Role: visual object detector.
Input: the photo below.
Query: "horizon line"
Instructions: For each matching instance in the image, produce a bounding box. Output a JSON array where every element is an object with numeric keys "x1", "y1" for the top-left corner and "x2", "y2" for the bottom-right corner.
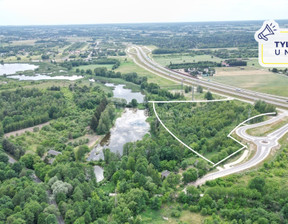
[{"x1": 1, "y1": 19, "x2": 288, "y2": 27}]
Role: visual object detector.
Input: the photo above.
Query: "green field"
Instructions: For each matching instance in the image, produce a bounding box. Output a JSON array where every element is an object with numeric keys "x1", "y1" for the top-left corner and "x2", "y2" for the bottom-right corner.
[
  {"x1": 115, "y1": 57, "x2": 176, "y2": 87},
  {"x1": 73, "y1": 64, "x2": 114, "y2": 71},
  {"x1": 206, "y1": 68, "x2": 288, "y2": 97},
  {"x1": 153, "y1": 53, "x2": 223, "y2": 67},
  {"x1": 141, "y1": 206, "x2": 205, "y2": 224},
  {"x1": 247, "y1": 116, "x2": 288, "y2": 137}
]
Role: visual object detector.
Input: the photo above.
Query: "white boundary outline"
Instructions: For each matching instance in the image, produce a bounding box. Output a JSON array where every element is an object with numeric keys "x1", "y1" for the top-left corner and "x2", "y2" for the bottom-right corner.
[{"x1": 150, "y1": 99, "x2": 276, "y2": 167}]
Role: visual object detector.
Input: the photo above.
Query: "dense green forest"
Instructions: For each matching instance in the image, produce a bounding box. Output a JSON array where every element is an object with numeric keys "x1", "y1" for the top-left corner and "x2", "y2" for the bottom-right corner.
[
  {"x1": 154, "y1": 101, "x2": 259, "y2": 163},
  {"x1": 0, "y1": 88, "x2": 67, "y2": 133}
]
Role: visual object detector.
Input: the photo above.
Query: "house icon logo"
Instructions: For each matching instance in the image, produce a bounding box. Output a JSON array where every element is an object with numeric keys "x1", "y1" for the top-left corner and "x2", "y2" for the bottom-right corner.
[{"x1": 255, "y1": 20, "x2": 288, "y2": 67}]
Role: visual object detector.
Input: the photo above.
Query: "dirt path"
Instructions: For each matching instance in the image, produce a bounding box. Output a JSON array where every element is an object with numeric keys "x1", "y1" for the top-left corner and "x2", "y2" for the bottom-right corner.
[
  {"x1": 86, "y1": 134, "x2": 102, "y2": 148},
  {"x1": 4, "y1": 122, "x2": 50, "y2": 138}
]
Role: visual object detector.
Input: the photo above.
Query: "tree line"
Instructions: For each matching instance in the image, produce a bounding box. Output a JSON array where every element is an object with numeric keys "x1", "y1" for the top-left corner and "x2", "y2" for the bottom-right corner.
[{"x1": 0, "y1": 88, "x2": 67, "y2": 133}]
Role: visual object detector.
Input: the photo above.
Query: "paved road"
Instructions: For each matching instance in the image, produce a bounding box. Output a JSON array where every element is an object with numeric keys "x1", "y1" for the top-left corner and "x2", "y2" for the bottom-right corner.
[
  {"x1": 192, "y1": 112, "x2": 288, "y2": 186},
  {"x1": 128, "y1": 46, "x2": 288, "y2": 109},
  {"x1": 128, "y1": 45, "x2": 288, "y2": 184}
]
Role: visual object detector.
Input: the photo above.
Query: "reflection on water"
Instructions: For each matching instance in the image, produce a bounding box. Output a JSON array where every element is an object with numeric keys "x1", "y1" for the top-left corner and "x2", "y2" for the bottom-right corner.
[
  {"x1": 7, "y1": 74, "x2": 83, "y2": 81},
  {"x1": 105, "y1": 83, "x2": 145, "y2": 103},
  {"x1": 94, "y1": 165, "x2": 104, "y2": 183},
  {"x1": 87, "y1": 108, "x2": 150, "y2": 161},
  {"x1": 0, "y1": 63, "x2": 38, "y2": 76}
]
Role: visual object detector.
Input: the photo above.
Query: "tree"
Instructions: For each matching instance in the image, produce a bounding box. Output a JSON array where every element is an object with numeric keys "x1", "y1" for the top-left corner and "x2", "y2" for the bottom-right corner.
[
  {"x1": 64, "y1": 209, "x2": 76, "y2": 224},
  {"x1": 0, "y1": 153, "x2": 9, "y2": 163},
  {"x1": 249, "y1": 176, "x2": 265, "y2": 193},
  {"x1": 150, "y1": 196, "x2": 162, "y2": 210},
  {"x1": 197, "y1": 85, "x2": 203, "y2": 93},
  {"x1": 182, "y1": 168, "x2": 198, "y2": 184},
  {"x1": 90, "y1": 116, "x2": 98, "y2": 132},
  {"x1": 83, "y1": 211, "x2": 92, "y2": 224},
  {"x1": 127, "y1": 156, "x2": 136, "y2": 172},
  {"x1": 204, "y1": 91, "x2": 213, "y2": 100},
  {"x1": 75, "y1": 145, "x2": 89, "y2": 162},
  {"x1": 282, "y1": 203, "x2": 288, "y2": 219},
  {"x1": 163, "y1": 173, "x2": 181, "y2": 190},
  {"x1": 36, "y1": 146, "x2": 46, "y2": 157},
  {"x1": 0, "y1": 122, "x2": 4, "y2": 137},
  {"x1": 186, "y1": 186, "x2": 200, "y2": 202},
  {"x1": 131, "y1": 99, "x2": 138, "y2": 107},
  {"x1": 51, "y1": 180, "x2": 73, "y2": 196},
  {"x1": 20, "y1": 154, "x2": 38, "y2": 169},
  {"x1": 72, "y1": 187, "x2": 84, "y2": 202},
  {"x1": 254, "y1": 100, "x2": 276, "y2": 113},
  {"x1": 45, "y1": 214, "x2": 57, "y2": 224}
]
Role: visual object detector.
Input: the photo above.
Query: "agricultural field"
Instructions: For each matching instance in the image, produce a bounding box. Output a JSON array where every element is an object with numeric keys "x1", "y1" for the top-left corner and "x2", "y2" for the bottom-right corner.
[
  {"x1": 73, "y1": 64, "x2": 115, "y2": 71},
  {"x1": 207, "y1": 67, "x2": 288, "y2": 97},
  {"x1": 115, "y1": 57, "x2": 176, "y2": 87},
  {"x1": 153, "y1": 53, "x2": 223, "y2": 67}
]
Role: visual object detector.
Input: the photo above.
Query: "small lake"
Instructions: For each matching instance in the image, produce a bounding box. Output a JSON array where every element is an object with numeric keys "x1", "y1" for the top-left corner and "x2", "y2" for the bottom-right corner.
[
  {"x1": 0, "y1": 63, "x2": 38, "y2": 76},
  {"x1": 105, "y1": 83, "x2": 145, "y2": 103},
  {"x1": 87, "y1": 108, "x2": 150, "y2": 161},
  {"x1": 7, "y1": 74, "x2": 83, "y2": 81},
  {"x1": 94, "y1": 165, "x2": 104, "y2": 183}
]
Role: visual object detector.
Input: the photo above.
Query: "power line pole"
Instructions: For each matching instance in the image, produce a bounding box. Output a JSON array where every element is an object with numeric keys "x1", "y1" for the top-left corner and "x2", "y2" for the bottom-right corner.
[{"x1": 192, "y1": 86, "x2": 194, "y2": 101}]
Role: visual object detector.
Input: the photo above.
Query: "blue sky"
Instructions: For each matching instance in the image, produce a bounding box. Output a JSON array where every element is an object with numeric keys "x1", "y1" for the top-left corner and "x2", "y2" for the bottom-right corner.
[{"x1": 0, "y1": 0, "x2": 287, "y2": 25}]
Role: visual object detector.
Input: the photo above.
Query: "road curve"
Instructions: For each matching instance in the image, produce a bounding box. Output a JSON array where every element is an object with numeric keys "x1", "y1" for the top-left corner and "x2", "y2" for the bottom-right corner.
[
  {"x1": 128, "y1": 45, "x2": 288, "y2": 109},
  {"x1": 193, "y1": 112, "x2": 288, "y2": 186}
]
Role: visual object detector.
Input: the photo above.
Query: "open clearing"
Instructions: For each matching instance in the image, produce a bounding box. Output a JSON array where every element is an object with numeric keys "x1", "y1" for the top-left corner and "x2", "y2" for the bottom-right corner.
[
  {"x1": 247, "y1": 116, "x2": 288, "y2": 137},
  {"x1": 115, "y1": 57, "x2": 176, "y2": 87},
  {"x1": 141, "y1": 207, "x2": 205, "y2": 224},
  {"x1": 73, "y1": 64, "x2": 114, "y2": 71},
  {"x1": 207, "y1": 67, "x2": 288, "y2": 97},
  {"x1": 4, "y1": 122, "x2": 50, "y2": 138},
  {"x1": 153, "y1": 53, "x2": 222, "y2": 67}
]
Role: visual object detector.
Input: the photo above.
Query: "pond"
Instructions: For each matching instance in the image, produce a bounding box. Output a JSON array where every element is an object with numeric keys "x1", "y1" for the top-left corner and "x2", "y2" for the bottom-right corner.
[
  {"x1": 0, "y1": 63, "x2": 38, "y2": 76},
  {"x1": 7, "y1": 74, "x2": 83, "y2": 81},
  {"x1": 105, "y1": 83, "x2": 145, "y2": 103},
  {"x1": 94, "y1": 165, "x2": 104, "y2": 183},
  {"x1": 87, "y1": 108, "x2": 150, "y2": 161}
]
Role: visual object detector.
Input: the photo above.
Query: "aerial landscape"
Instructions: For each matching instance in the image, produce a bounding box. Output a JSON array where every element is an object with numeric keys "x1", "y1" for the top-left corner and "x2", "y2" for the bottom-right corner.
[{"x1": 0, "y1": 0, "x2": 288, "y2": 224}]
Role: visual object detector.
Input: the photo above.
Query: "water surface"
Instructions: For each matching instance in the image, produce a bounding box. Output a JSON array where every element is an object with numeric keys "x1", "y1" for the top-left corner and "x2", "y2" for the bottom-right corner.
[
  {"x1": 87, "y1": 108, "x2": 150, "y2": 161},
  {"x1": 105, "y1": 83, "x2": 145, "y2": 103},
  {"x1": 94, "y1": 165, "x2": 104, "y2": 183},
  {"x1": 0, "y1": 63, "x2": 38, "y2": 76},
  {"x1": 8, "y1": 74, "x2": 83, "y2": 81}
]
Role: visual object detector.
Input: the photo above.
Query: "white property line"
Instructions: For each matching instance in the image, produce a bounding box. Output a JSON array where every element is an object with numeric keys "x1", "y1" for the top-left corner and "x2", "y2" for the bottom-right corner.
[
  {"x1": 152, "y1": 102, "x2": 215, "y2": 165},
  {"x1": 228, "y1": 112, "x2": 277, "y2": 137},
  {"x1": 212, "y1": 111, "x2": 278, "y2": 167},
  {"x1": 151, "y1": 100, "x2": 277, "y2": 167},
  {"x1": 149, "y1": 98, "x2": 233, "y2": 104}
]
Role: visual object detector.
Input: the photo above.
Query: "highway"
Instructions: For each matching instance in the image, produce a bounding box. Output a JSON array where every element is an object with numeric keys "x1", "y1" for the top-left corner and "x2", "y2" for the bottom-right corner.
[
  {"x1": 128, "y1": 45, "x2": 288, "y2": 184},
  {"x1": 128, "y1": 46, "x2": 288, "y2": 109},
  {"x1": 193, "y1": 111, "x2": 288, "y2": 186}
]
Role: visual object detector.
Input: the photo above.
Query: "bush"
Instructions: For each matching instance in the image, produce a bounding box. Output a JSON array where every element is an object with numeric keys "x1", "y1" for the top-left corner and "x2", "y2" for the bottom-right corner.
[
  {"x1": 189, "y1": 205, "x2": 199, "y2": 213},
  {"x1": 200, "y1": 207, "x2": 208, "y2": 216},
  {"x1": 171, "y1": 210, "x2": 181, "y2": 218}
]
